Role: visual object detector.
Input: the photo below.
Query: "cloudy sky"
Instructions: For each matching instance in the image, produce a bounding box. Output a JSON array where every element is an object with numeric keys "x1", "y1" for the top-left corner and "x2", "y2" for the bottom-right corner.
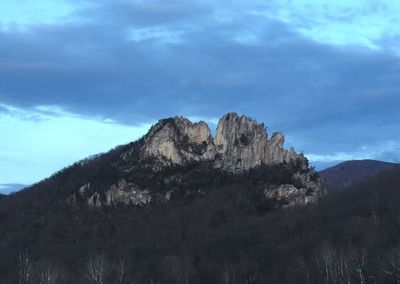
[{"x1": 1, "y1": 0, "x2": 400, "y2": 193}]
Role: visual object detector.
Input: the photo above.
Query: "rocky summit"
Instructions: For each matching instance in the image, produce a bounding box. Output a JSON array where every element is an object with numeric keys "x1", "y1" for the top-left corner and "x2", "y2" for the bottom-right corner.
[
  {"x1": 138, "y1": 112, "x2": 300, "y2": 172},
  {"x1": 73, "y1": 112, "x2": 325, "y2": 209}
]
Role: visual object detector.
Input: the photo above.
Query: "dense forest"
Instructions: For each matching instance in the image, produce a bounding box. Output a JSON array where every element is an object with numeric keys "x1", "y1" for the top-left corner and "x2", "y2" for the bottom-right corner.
[{"x1": 1, "y1": 152, "x2": 400, "y2": 283}]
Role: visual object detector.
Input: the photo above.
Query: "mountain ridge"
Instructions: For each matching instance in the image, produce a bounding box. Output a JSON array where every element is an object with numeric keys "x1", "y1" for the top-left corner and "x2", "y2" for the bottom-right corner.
[
  {"x1": 2, "y1": 113, "x2": 325, "y2": 211},
  {"x1": 131, "y1": 113, "x2": 301, "y2": 172},
  {"x1": 319, "y1": 159, "x2": 398, "y2": 192},
  {"x1": 67, "y1": 112, "x2": 325, "y2": 208}
]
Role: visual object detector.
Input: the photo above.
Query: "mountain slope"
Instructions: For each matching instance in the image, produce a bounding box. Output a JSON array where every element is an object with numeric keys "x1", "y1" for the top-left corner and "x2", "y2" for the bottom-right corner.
[
  {"x1": 15, "y1": 113, "x2": 322, "y2": 211},
  {"x1": 319, "y1": 159, "x2": 398, "y2": 192},
  {"x1": 0, "y1": 113, "x2": 327, "y2": 283},
  {"x1": 1, "y1": 162, "x2": 400, "y2": 283}
]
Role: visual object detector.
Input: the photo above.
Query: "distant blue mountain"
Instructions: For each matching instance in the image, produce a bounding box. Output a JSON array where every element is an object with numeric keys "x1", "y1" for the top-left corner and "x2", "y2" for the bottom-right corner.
[
  {"x1": 319, "y1": 160, "x2": 398, "y2": 192},
  {"x1": 0, "y1": 183, "x2": 27, "y2": 195}
]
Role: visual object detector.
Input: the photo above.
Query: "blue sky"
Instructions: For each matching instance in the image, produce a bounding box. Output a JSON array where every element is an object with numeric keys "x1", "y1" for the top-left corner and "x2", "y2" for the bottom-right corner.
[{"x1": 1, "y1": 0, "x2": 400, "y2": 193}]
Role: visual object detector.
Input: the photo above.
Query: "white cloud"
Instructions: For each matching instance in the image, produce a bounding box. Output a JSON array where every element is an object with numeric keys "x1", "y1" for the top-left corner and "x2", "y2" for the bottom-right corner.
[
  {"x1": 128, "y1": 27, "x2": 186, "y2": 43},
  {"x1": 233, "y1": 31, "x2": 260, "y2": 45},
  {"x1": 253, "y1": 0, "x2": 400, "y2": 52},
  {"x1": 307, "y1": 140, "x2": 400, "y2": 163}
]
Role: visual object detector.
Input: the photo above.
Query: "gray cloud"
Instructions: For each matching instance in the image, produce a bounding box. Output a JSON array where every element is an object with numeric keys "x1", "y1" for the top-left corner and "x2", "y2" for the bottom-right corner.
[
  {"x1": 82, "y1": 0, "x2": 211, "y2": 27},
  {"x1": 1, "y1": 0, "x2": 400, "y2": 163}
]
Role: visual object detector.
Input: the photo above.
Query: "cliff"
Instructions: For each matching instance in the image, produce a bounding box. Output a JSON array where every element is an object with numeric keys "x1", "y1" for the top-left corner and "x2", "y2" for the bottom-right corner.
[
  {"x1": 138, "y1": 113, "x2": 301, "y2": 172},
  {"x1": 92, "y1": 112, "x2": 325, "y2": 208}
]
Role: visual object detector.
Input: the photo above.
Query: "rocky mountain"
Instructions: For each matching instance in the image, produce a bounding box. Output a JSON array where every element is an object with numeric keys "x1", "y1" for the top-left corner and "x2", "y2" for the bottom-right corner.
[
  {"x1": 127, "y1": 112, "x2": 300, "y2": 171},
  {"x1": 67, "y1": 112, "x2": 324, "y2": 209},
  {"x1": 0, "y1": 113, "x2": 326, "y2": 283},
  {"x1": 3, "y1": 114, "x2": 400, "y2": 283},
  {"x1": 319, "y1": 159, "x2": 398, "y2": 192}
]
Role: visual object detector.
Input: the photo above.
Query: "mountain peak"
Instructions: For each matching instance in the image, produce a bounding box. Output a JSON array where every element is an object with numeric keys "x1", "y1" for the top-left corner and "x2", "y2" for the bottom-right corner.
[
  {"x1": 141, "y1": 115, "x2": 214, "y2": 165},
  {"x1": 6, "y1": 112, "x2": 325, "y2": 212},
  {"x1": 319, "y1": 159, "x2": 399, "y2": 192},
  {"x1": 138, "y1": 113, "x2": 302, "y2": 172}
]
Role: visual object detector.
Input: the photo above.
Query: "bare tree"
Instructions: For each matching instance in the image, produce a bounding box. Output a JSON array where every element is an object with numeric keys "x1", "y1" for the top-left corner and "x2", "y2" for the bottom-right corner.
[
  {"x1": 162, "y1": 255, "x2": 191, "y2": 284},
  {"x1": 37, "y1": 262, "x2": 59, "y2": 284},
  {"x1": 116, "y1": 257, "x2": 128, "y2": 284},
  {"x1": 86, "y1": 255, "x2": 106, "y2": 284},
  {"x1": 382, "y1": 251, "x2": 400, "y2": 284},
  {"x1": 222, "y1": 262, "x2": 236, "y2": 284},
  {"x1": 238, "y1": 260, "x2": 257, "y2": 284},
  {"x1": 16, "y1": 250, "x2": 33, "y2": 284},
  {"x1": 316, "y1": 245, "x2": 351, "y2": 284},
  {"x1": 354, "y1": 250, "x2": 367, "y2": 284}
]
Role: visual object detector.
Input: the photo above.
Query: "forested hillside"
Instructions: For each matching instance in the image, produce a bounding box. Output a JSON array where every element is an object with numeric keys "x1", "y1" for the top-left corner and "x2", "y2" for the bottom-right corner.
[{"x1": 1, "y1": 163, "x2": 400, "y2": 283}]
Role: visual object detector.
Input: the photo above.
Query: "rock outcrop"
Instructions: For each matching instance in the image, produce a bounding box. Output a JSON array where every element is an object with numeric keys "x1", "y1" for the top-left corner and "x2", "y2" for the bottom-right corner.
[
  {"x1": 105, "y1": 180, "x2": 151, "y2": 206},
  {"x1": 214, "y1": 113, "x2": 269, "y2": 171},
  {"x1": 87, "y1": 192, "x2": 102, "y2": 208},
  {"x1": 139, "y1": 112, "x2": 304, "y2": 172},
  {"x1": 264, "y1": 183, "x2": 321, "y2": 208},
  {"x1": 140, "y1": 116, "x2": 214, "y2": 165},
  {"x1": 268, "y1": 132, "x2": 298, "y2": 164},
  {"x1": 70, "y1": 181, "x2": 152, "y2": 208},
  {"x1": 70, "y1": 113, "x2": 325, "y2": 209}
]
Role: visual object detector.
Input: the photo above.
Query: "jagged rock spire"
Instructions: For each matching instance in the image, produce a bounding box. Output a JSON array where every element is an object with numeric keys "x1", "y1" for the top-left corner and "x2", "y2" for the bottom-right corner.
[
  {"x1": 141, "y1": 116, "x2": 214, "y2": 165},
  {"x1": 214, "y1": 113, "x2": 269, "y2": 170},
  {"x1": 139, "y1": 113, "x2": 303, "y2": 172}
]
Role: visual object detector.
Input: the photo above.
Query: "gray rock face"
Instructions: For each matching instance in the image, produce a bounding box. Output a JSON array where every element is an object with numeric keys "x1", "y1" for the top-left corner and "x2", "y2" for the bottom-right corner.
[
  {"x1": 71, "y1": 181, "x2": 152, "y2": 208},
  {"x1": 268, "y1": 132, "x2": 298, "y2": 164},
  {"x1": 264, "y1": 184, "x2": 309, "y2": 207},
  {"x1": 105, "y1": 180, "x2": 151, "y2": 206},
  {"x1": 214, "y1": 113, "x2": 269, "y2": 171},
  {"x1": 79, "y1": 183, "x2": 90, "y2": 195},
  {"x1": 139, "y1": 112, "x2": 304, "y2": 172},
  {"x1": 135, "y1": 112, "x2": 325, "y2": 207},
  {"x1": 140, "y1": 116, "x2": 214, "y2": 165},
  {"x1": 87, "y1": 192, "x2": 102, "y2": 208},
  {"x1": 264, "y1": 173, "x2": 325, "y2": 208},
  {"x1": 292, "y1": 171, "x2": 327, "y2": 197}
]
